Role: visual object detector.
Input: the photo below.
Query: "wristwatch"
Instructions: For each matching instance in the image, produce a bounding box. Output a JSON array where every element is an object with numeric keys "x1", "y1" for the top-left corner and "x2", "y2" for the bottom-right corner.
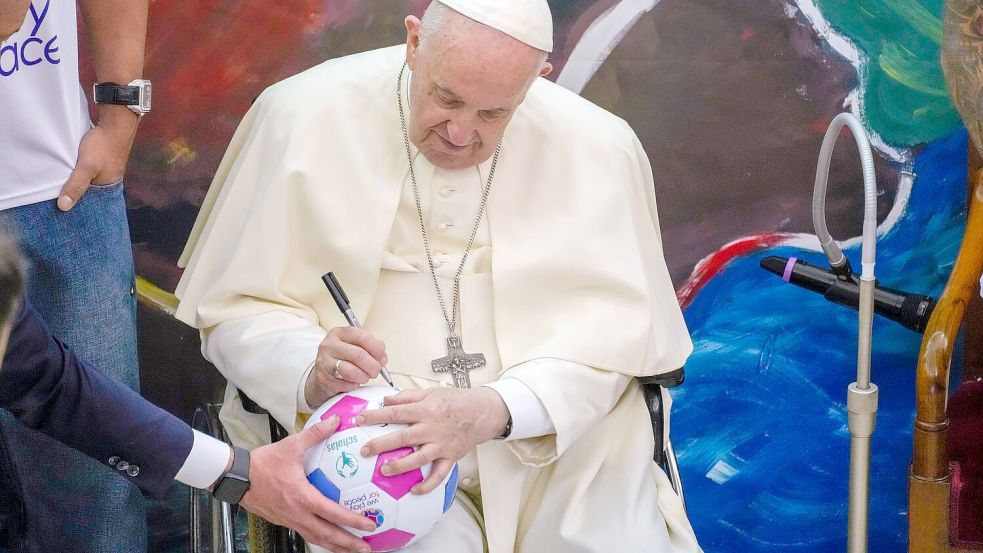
[
  {"x1": 212, "y1": 446, "x2": 251, "y2": 504},
  {"x1": 494, "y1": 416, "x2": 513, "y2": 441},
  {"x1": 92, "y1": 79, "x2": 152, "y2": 117}
]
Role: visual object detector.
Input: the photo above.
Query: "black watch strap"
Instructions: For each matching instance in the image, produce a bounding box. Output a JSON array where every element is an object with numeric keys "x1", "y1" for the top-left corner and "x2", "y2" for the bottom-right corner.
[
  {"x1": 212, "y1": 446, "x2": 251, "y2": 504},
  {"x1": 92, "y1": 80, "x2": 151, "y2": 116},
  {"x1": 93, "y1": 82, "x2": 141, "y2": 105},
  {"x1": 494, "y1": 415, "x2": 513, "y2": 441}
]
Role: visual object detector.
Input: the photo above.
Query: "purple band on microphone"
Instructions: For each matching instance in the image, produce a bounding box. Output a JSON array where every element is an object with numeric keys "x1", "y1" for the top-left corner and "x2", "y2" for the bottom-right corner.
[{"x1": 782, "y1": 257, "x2": 798, "y2": 282}]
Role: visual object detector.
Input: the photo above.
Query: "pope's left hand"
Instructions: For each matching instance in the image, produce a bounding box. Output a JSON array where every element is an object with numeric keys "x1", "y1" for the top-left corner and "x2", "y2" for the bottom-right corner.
[{"x1": 355, "y1": 387, "x2": 510, "y2": 494}]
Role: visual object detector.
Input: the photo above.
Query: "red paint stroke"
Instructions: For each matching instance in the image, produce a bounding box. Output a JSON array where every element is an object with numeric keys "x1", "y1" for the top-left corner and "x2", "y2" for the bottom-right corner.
[
  {"x1": 677, "y1": 233, "x2": 786, "y2": 309},
  {"x1": 740, "y1": 26, "x2": 755, "y2": 41},
  {"x1": 807, "y1": 115, "x2": 836, "y2": 134}
]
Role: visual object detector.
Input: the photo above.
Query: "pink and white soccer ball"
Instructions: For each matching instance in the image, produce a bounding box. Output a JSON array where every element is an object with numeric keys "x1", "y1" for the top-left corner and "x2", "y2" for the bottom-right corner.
[{"x1": 303, "y1": 385, "x2": 459, "y2": 552}]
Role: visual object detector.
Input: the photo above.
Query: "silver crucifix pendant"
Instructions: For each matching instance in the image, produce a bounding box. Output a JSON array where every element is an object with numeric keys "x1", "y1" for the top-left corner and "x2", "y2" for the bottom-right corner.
[{"x1": 431, "y1": 334, "x2": 486, "y2": 388}]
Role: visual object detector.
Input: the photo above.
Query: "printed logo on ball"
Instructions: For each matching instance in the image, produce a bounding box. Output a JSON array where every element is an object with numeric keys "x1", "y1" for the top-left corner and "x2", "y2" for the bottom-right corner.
[
  {"x1": 344, "y1": 490, "x2": 382, "y2": 513},
  {"x1": 324, "y1": 434, "x2": 360, "y2": 453},
  {"x1": 336, "y1": 452, "x2": 359, "y2": 478},
  {"x1": 362, "y1": 507, "x2": 385, "y2": 528}
]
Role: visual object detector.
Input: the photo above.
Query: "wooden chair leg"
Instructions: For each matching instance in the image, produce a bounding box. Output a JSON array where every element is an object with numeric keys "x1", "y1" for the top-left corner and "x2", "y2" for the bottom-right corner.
[{"x1": 908, "y1": 472, "x2": 951, "y2": 553}]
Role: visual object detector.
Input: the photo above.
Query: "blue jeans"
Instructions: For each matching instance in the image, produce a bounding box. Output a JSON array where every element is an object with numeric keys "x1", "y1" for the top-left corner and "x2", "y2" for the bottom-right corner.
[{"x1": 0, "y1": 181, "x2": 146, "y2": 552}]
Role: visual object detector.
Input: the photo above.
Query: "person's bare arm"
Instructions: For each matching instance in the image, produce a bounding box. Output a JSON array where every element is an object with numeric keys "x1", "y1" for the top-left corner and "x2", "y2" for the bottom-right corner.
[
  {"x1": 58, "y1": 0, "x2": 148, "y2": 210},
  {"x1": 0, "y1": 0, "x2": 31, "y2": 41}
]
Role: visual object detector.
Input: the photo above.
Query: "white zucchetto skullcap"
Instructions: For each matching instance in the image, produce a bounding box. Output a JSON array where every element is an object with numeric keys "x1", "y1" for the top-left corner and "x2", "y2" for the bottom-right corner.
[{"x1": 437, "y1": 0, "x2": 554, "y2": 53}]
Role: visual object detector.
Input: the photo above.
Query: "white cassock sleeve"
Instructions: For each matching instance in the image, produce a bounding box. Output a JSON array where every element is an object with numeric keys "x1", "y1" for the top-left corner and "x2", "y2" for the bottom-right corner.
[
  {"x1": 297, "y1": 363, "x2": 318, "y2": 413},
  {"x1": 483, "y1": 374, "x2": 554, "y2": 441},
  {"x1": 201, "y1": 310, "x2": 326, "y2": 433},
  {"x1": 203, "y1": 310, "x2": 630, "y2": 469},
  {"x1": 493, "y1": 358, "x2": 632, "y2": 466}
]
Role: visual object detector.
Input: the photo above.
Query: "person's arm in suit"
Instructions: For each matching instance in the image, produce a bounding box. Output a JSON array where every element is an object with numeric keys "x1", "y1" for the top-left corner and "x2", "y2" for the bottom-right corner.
[
  {"x1": 0, "y1": 300, "x2": 186, "y2": 498},
  {"x1": 0, "y1": 300, "x2": 376, "y2": 551}
]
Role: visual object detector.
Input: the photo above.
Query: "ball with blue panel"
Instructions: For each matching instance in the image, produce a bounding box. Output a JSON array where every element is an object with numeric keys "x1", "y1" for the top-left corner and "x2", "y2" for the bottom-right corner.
[{"x1": 304, "y1": 385, "x2": 459, "y2": 552}]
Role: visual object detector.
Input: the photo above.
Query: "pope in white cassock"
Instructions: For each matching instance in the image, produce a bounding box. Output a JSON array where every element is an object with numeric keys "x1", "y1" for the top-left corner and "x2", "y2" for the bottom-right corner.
[{"x1": 175, "y1": 1, "x2": 703, "y2": 551}]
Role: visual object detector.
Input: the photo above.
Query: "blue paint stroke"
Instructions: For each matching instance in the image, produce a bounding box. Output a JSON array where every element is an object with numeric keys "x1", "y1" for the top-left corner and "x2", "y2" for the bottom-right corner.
[{"x1": 676, "y1": 129, "x2": 968, "y2": 552}]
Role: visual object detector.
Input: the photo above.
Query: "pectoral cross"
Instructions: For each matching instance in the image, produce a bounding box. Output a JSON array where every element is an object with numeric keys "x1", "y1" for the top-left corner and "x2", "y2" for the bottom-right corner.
[{"x1": 431, "y1": 334, "x2": 485, "y2": 389}]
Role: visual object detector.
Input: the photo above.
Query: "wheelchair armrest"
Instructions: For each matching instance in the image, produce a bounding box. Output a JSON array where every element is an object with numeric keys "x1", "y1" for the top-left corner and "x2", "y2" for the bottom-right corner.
[
  {"x1": 638, "y1": 367, "x2": 685, "y2": 389},
  {"x1": 639, "y1": 367, "x2": 685, "y2": 465},
  {"x1": 237, "y1": 389, "x2": 291, "y2": 443},
  {"x1": 238, "y1": 389, "x2": 269, "y2": 415}
]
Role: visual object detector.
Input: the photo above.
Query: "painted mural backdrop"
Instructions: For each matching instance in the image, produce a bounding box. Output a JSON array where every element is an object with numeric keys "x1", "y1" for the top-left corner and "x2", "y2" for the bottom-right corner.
[{"x1": 104, "y1": 1, "x2": 967, "y2": 550}]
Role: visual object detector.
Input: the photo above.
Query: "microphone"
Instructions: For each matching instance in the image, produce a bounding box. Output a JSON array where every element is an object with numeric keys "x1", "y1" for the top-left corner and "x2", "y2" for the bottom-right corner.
[{"x1": 760, "y1": 256, "x2": 936, "y2": 333}]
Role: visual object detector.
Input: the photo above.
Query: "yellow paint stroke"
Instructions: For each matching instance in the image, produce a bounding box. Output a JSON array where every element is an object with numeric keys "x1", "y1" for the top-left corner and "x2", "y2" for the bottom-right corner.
[
  {"x1": 166, "y1": 137, "x2": 199, "y2": 166},
  {"x1": 888, "y1": 0, "x2": 943, "y2": 45},
  {"x1": 879, "y1": 43, "x2": 950, "y2": 97}
]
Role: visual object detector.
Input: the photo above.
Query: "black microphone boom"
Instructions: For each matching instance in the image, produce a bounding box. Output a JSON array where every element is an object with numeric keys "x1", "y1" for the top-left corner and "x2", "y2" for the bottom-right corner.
[{"x1": 760, "y1": 256, "x2": 936, "y2": 333}]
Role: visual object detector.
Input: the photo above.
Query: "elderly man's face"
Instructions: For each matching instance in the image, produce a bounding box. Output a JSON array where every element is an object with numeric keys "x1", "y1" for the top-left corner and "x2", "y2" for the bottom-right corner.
[{"x1": 404, "y1": 14, "x2": 551, "y2": 170}]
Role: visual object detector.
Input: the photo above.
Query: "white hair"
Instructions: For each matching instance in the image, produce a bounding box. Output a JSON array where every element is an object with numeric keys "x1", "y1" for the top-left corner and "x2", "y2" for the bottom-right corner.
[
  {"x1": 419, "y1": 1, "x2": 549, "y2": 69},
  {"x1": 419, "y1": 1, "x2": 451, "y2": 49}
]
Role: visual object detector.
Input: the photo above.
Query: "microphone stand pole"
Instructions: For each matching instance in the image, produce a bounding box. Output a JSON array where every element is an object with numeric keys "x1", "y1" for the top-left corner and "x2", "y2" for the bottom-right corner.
[{"x1": 812, "y1": 113, "x2": 879, "y2": 553}]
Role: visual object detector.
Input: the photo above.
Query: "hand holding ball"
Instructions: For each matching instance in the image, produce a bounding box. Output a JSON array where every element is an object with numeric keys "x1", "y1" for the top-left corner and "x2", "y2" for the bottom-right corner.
[{"x1": 303, "y1": 386, "x2": 459, "y2": 552}]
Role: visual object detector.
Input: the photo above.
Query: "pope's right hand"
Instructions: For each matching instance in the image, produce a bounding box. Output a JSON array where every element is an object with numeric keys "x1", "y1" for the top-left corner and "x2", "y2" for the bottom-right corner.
[{"x1": 304, "y1": 326, "x2": 388, "y2": 407}]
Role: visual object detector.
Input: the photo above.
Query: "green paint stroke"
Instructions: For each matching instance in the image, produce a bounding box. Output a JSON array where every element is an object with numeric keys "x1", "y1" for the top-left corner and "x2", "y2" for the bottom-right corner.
[{"x1": 814, "y1": 0, "x2": 961, "y2": 146}]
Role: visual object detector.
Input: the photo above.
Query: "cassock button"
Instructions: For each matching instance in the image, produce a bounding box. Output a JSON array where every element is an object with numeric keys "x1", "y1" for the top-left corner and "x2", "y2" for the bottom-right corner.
[
  {"x1": 439, "y1": 187, "x2": 453, "y2": 198},
  {"x1": 436, "y1": 222, "x2": 450, "y2": 232},
  {"x1": 461, "y1": 477, "x2": 474, "y2": 487},
  {"x1": 108, "y1": 456, "x2": 121, "y2": 466},
  {"x1": 126, "y1": 466, "x2": 140, "y2": 477},
  {"x1": 116, "y1": 460, "x2": 130, "y2": 471}
]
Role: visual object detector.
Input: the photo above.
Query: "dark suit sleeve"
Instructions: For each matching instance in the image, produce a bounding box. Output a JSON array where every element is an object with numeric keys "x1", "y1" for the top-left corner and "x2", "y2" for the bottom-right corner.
[{"x1": 0, "y1": 301, "x2": 195, "y2": 499}]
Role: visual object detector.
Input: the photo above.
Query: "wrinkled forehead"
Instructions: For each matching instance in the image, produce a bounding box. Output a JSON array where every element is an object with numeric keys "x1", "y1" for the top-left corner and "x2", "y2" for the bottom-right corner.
[{"x1": 420, "y1": 23, "x2": 542, "y2": 110}]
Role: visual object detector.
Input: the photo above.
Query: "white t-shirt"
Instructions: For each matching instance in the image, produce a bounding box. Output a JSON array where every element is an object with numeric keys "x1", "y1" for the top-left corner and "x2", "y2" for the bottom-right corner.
[{"x1": 0, "y1": 0, "x2": 91, "y2": 210}]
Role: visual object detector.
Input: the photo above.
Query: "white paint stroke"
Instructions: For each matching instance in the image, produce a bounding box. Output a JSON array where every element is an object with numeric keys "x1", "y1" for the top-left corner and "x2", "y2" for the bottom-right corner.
[
  {"x1": 776, "y1": 1, "x2": 916, "y2": 258},
  {"x1": 792, "y1": 0, "x2": 911, "y2": 164},
  {"x1": 553, "y1": 0, "x2": 924, "y2": 276},
  {"x1": 706, "y1": 458, "x2": 741, "y2": 485},
  {"x1": 781, "y1": 168, "x2": 916, "y2": 253},
  {"x1": 682, "y1": 1, "x2": 920, "y2": 279},
  {"x1": 555, "y1": 0, "x2": 661, "y2": 94}
]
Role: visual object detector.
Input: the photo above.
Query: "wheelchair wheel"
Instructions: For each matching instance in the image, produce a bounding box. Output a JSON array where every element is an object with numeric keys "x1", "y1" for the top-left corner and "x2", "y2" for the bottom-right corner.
[
  {"x1": 660, "y1": 440, "x2": 687, "y2": 513},
  {"x1": 190, "y1": 403, "x2": 237, "y2": 553},
  {"x1": 189, "y1": 401, "x2": 307, "y2": 553}
]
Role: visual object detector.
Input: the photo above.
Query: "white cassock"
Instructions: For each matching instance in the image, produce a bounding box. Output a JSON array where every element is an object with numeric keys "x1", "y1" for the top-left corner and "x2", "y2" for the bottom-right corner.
[{"x1": 175, "y1": 45, "x2": 702, "y2": 553}]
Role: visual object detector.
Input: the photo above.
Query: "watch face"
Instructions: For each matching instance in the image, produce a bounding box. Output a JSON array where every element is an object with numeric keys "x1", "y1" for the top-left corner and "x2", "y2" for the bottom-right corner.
[
  {"x1": 126, "y1": 79, "x2": 152, "y2": 114},
  {"x1": 214, "y1": 475, "x2": 249, "y2": 504},
  {"x1": 139, "y1": 81, "x2": 152, "y2": 112}
]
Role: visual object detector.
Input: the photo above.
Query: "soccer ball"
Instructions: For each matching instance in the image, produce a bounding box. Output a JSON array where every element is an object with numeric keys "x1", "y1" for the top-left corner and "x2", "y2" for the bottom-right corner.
[{"x1": 303, "y1": 385, "x2": 459, "y2": 552}]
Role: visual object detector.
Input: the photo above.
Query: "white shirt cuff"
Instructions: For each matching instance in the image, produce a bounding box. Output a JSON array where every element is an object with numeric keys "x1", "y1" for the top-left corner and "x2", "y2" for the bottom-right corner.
[
  {"x1": 484, "y1": 375, "x2": 555, "y2": 441},
  {"x1": 174, "y1": 430, "x2": 233, "y2": 489},
  {"x1": 297, "y1": 360, "x2": 317, "y2": 413}
]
